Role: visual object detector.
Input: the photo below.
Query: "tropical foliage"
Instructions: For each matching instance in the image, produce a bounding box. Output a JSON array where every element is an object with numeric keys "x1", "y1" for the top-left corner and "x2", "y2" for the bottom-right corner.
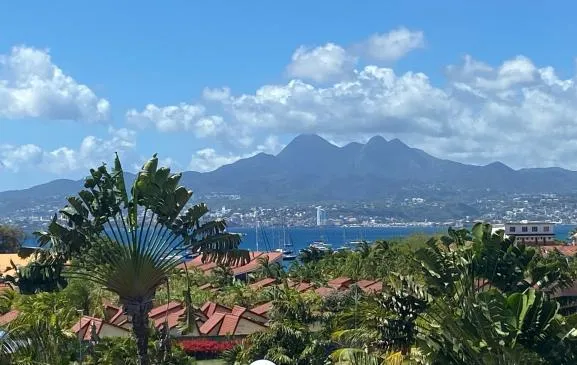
[
  {"x1": 226, "y1": 223, "x2": 577, "y2": 365},
  {"x1": 0, "y1": 225, "x2": 24, "y2": 253},
  {"x1": 1, "y1": 154, "x2": 247, "y2": 365},
  {"x1": 1, "y1": 153, "x2": 577, "y2": 365},
  {"x1": 83, "y1": 333, "x2": 195, "y2": 365}
]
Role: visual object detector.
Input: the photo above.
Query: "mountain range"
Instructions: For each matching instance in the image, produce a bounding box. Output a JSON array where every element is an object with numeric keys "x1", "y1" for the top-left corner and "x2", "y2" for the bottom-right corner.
[{"x1": 2, "y1": 134, "x2": 577, "y2": 216}]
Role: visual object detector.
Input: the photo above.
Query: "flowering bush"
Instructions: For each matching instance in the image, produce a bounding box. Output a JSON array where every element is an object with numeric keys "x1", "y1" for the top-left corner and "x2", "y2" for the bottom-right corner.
[{"x1": 178, "y1": 338, "x2": 239, "y2": 354}]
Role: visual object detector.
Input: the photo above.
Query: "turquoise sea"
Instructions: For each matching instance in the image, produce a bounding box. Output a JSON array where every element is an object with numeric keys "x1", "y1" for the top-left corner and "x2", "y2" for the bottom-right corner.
[
  {"x1": 231, "y1": 225, "x2": 576, "y2": 253},
  {"x1": 22, "y1": 225, "x2": 575, "y2": 251}
]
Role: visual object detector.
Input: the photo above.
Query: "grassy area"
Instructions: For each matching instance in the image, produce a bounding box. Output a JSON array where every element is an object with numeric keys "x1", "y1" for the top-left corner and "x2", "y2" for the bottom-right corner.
[{"x1": 197, "y1": 360, "x2": 225, "y2": 365}]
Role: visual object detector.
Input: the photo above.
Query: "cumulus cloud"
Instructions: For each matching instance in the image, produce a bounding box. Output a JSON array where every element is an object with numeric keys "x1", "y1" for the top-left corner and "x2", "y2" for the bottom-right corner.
[
  {"x1": 256, "y1": 135, "x2": 285, "y2": 154},
  {"x1": 202, "y1": 87, "x2": 231, "y2": 102},
  {"x1": 0, "y1": 46, "x2": 110, "y2": 122},
  {"x1": 226, "y1": 66, "x2": 454, "y2": 137},
  {"x1": 0, "y1": 127, "x2": 136, "y2": 173},
  {"x1": 200, "y1": 54, "x2": 577, "y2": 170},
  {"x1": 125, "y1": 102, "x2": 229, "y2": 138},
  {"x1": 188, "y1": 148, "x2": 248, "y2": 172},
  {"x1": 286, "y1": 43, "x2": 357, "y2": 83},
  {"x1": 362, "y1": 27, "x2": 425, "y2": 62},
  {"x1": 187, "y1": 134, "x2": 285, "y2": 173},
  {"x1": 121, "y1": 27, "x2": 577, "y2": 172}
]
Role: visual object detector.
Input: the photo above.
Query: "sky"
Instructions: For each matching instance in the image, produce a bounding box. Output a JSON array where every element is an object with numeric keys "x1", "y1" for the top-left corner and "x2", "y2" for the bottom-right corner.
[{"x1": 2, "y1": 1, "x2": 577, "y2": 191}]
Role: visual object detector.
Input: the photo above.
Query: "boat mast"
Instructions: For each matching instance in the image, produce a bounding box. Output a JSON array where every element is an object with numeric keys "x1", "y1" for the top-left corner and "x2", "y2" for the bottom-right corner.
[{"x1": 255, "y1": 215, "x2": 259, "y2": 252}]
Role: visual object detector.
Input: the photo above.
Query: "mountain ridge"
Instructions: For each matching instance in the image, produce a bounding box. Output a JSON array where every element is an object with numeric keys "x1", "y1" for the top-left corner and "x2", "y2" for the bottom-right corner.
[{"x1": 1, "y1": 134, "x2": 577, "y2": 216}]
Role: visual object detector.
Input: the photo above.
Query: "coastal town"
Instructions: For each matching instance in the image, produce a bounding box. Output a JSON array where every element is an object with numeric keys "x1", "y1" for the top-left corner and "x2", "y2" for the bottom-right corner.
[{"x1": 3, "y1": 192, "x2": 577, "y2": 231}]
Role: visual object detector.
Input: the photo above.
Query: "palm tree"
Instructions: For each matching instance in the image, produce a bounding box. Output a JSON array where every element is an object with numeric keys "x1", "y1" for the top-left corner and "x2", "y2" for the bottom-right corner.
[
  {"x1": 330, "y1": 275, "x2": 428, "y2": 364},
  {"x1": 212, "y1": 263, "x2": 235, "y2": 287},
  {"x1": 3, "y1": 292, "x2": 78, "y2": 364},
  {"x1": 255, "y1": 256, "x2": 284, "y2": 280},
  {"x1": 34, "y1": 154, "x2": 248, "y2": 365}
]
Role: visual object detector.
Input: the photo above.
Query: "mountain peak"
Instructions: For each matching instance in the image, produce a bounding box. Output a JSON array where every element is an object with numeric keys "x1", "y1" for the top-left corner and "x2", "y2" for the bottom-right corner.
[
  {"x1": 484, "y1": 161, "x2": 513, "y2": 171},
  {"x1": 278, "y1": 134, "x2": 336, "y2": 157},
  {"x1": 292, "y1": 133, "x2": 332, "y2": 146},
  {"x1": 366, "y1": 135, "x2": 387, "y2": 145},
  {"x1": 388, "y1": 138, "x2": 408, "y2": 148}
]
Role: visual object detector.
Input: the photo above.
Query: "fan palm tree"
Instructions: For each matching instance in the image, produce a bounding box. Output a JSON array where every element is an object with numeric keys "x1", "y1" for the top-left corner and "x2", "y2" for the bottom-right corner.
[{"x1": 34, "y1": 154, "x2": 248, "y2": 365}]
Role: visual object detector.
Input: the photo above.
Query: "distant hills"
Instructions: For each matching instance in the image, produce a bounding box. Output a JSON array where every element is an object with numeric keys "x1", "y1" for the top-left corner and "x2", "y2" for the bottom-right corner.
[{"x1": 2, "y1": 134, "x2": 577, "y2": 216}]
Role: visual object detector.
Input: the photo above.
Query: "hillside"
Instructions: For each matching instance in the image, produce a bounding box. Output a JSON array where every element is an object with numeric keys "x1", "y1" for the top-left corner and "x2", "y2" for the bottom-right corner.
[{"x1": 2, "y1": 134, "x2": 577, "y2": 217}]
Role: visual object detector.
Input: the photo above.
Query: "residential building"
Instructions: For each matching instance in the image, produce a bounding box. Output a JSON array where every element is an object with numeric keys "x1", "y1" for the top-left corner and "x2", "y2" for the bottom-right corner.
[
  {"x1": 316, "y1": 206, "x2": 327, "y2": 226},
  {"x1": 504, "y1": 221, "x2": 556, "y2": 245}
]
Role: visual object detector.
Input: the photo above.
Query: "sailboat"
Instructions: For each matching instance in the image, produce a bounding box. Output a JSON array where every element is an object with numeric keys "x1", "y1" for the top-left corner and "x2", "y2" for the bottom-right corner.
[
  {"x1": 337, "y1": 227, "x2": 365, "y2": 251},
  {"x1": 274, "y1": 223, "x2": 297, "y2": 260},
  {"x1": 337, "y1": 228, "x2": 350, "y2": 251}
]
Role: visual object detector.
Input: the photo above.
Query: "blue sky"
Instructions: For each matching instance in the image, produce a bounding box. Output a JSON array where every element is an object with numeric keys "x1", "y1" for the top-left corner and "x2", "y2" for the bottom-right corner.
[{"x1": 2, "y1": 0, "x2": 577, "y2": 190}]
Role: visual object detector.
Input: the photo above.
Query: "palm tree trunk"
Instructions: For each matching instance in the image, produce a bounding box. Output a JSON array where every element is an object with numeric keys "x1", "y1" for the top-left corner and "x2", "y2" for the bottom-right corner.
[
  {"x1": 132, "y1": 308, "x2": 150, "y2": 365},
  {"x1": 123, "y1": 299, "x2": 153, "y2": 365}
]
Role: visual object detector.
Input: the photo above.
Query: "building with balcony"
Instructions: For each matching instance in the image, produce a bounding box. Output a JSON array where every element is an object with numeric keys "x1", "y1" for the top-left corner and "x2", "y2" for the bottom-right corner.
[{"x1": 504, "y1": 221, "x2": 556, "y2": 245}]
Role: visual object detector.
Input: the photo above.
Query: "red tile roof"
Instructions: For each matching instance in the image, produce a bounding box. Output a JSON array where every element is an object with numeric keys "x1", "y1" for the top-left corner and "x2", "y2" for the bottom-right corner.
[
  {"x1": 233, "y1": 252, "x2": 283, "y2": 276},
  {"x1": 200, "y1": 302, "x2": 215, "y2": 316},
  {"x1": 540, "y1": 245, "x2": 577, "y2": 256},
  {"x1": 155, "y1": 308, "x2": 186, "y2": 329},
  {"x1": 71, "y1": 316, "x2": 129, "y2": 340},
  {"x1": 294, "y1": 282, "x2": 314, "y2": 293},
  {"x1": 179, "y1": 251, "x2": 283, "y2": 277},
  {"x1": 103, "y1": 304, "x2": 122, "y2": 321},
  {"x1": 363, "y1": 281, "x2": 383, "y2": 294},
  {"x1": 200, "y1": 301, "x2": 232, "y2": 317},
  {"x1": 0, "y1": 310, "x2": 19, "y2": 327},
  {"x1": 249, "y1": 278, "x2": 277, "y2": 290},
  {"x1": 231, "y1": 305, "x2": 247, "y2": 316},
  {"x1": 328, "y1": 277, "x2": 353, "y2": 289},
  {"x1": 251, "y1": 301, "x2": 273, "y2": 315},
  {"x1": 355, "y1": 280, "x2": 378, "y2": 289},
  {"x1": 199, "y1": 312, "x2": 225, "y2": 335},
  {"x1": 109, "y1": 308, "x2": 126, "y2": 326},
  {"x1": 149, "y1": 301, "x2": 183, "y2": 318},
  {"x1": 219, "y1": 314, "x2": 241, "y2": 335}
]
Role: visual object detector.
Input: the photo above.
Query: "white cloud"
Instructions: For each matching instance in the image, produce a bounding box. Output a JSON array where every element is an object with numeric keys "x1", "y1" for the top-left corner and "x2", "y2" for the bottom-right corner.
[
  {"x1": 362, "y1": 27, "x2": 425, "y2": 62},
  {"x1": 0, "y1": 127, "x2": 136, "y2": 173},
  {"x1": 125, "y1": 102, "x2": 228, "y2": 138},
  {"x1": 202, "y1": 87, "x2": 231, "y2": 102},
  {"x1": 188, "y1": 135, "x2": 284, "y2": 173},
  {"x1": 126, "y1": 103, "x2": 206, "y2": 132},
  {"x1": 286, "y1": 43, "x2": 357, "y2": 83},
  {"x1": 0, "y1": 46, "x2": 110, "y2": 122},
  {"x1": 256, "y1": 135, "x2": 284, "y2": 154},
  {"x1": 202, "y1": 54, "x2": 577, "y2": 170},
  {"x1": 188, "y1": 148, "x2": 247, "y2": 172},
  {"x1": 227, "y1": 66, "x2": 453, "y2": 137},
  {"x1": 121, "y1": 29, "x2": 577, "y2": 172},
  {"x1": 195, "y1": 115, "x2": 226, "y2": 137}
]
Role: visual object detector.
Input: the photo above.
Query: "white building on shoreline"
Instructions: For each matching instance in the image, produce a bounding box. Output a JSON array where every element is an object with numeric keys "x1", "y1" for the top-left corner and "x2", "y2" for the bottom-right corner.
[
  {"x1": 316, "y1": 206, "x2": 327, "y2": 226},
  {"x1": 493, "y1": 221, "x2": 556, "y2": 245}
]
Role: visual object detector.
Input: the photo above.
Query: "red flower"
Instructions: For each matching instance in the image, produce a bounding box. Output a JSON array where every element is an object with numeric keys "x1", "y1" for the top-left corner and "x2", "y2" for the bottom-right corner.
[{"x1": 178, "y1": 339, "x2": 240, "y2": 354}]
